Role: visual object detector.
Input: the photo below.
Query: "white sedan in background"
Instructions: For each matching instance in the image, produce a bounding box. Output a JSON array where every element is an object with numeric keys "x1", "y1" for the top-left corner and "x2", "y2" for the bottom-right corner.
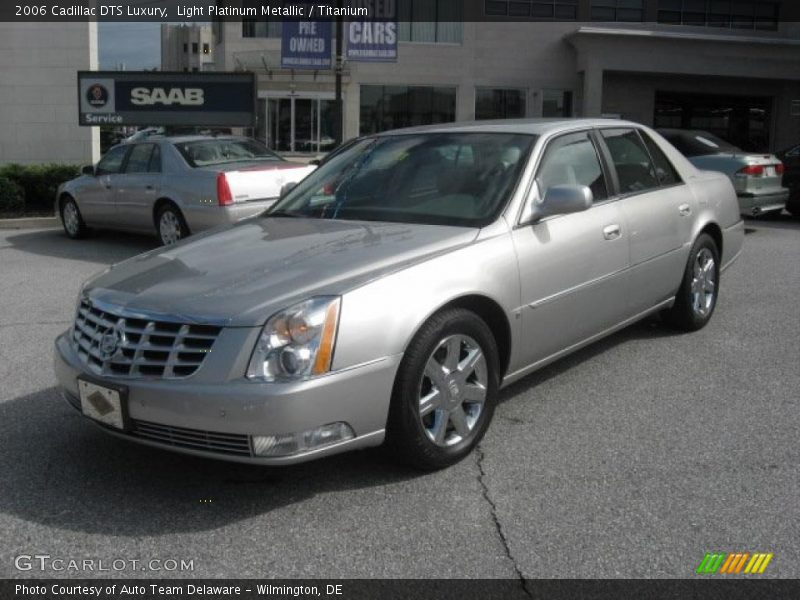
[{"x1": 57, "y1": 136, "x2": 316, "y2": 245}]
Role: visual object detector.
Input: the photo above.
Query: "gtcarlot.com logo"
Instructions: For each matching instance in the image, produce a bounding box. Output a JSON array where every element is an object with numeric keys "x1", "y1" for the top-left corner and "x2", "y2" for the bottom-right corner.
[
  {"x1": 696, "y1": 552, "x2": 773, "y2": 575},
  {"x1": 14, "y1": 554, "x2": 194, "y2": 573}
]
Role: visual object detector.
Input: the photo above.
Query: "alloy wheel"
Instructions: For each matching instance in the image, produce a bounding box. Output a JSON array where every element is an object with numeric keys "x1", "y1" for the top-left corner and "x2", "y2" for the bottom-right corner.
[
  {"x1": 63, "y1": 202, "x2": 80, "y2": 236},
  {"x1": 691, "y1": 247, "x2": 716, "y2": 317},
  {"x1": 418, "y1": 334, "x2": 488, "y2": 447},
  {"x1": 159, "y1": 210, "x2": 182, "y2": 245}
]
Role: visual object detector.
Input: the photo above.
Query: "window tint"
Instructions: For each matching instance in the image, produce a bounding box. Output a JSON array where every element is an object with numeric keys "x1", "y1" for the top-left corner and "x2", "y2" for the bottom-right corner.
[
  {"x1": 600, "y1": 129, "x2": 660, "y2": 194},
  {"x1": 641, "y1": 132, "x2": 681, "y2": 186},
  {"x1": 124, "y1": 144, "x2": 155, "y2": 174},
  {"x1": 536, "y1": 132, "x2": 608, "y2": 202},
  {"x1": 95, "y1": 145, "x2": 129, "y2": 176},
  {"x1": 148, "y1": 144, "x2": 162, "y2": 173}
]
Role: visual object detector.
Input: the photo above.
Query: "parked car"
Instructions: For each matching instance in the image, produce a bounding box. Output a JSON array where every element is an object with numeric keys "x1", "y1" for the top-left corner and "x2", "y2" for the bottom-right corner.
[
  {"x1": 657, "y1": 129, "x2": 788, "y2": 217},
  {"x1": 54, "y1": 119, "x2": 744, "y2": 470},
  {"x1": 57, "y1": 136, "x2": 317, "y2": 245},
  {"x1": 776, "y1": 142, "x2": 800, "y2": 216}
]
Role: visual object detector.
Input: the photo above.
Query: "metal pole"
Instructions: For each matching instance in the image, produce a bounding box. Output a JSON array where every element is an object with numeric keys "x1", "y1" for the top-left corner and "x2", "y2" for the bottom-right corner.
[{"x1": 334, "y1": 5, "x2": 344, "y2": 147}]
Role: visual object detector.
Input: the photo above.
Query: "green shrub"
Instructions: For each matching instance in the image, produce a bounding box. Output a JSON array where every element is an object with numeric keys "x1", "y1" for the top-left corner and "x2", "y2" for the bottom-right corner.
[
  {"x1": 0, "y1": 176, "x2": 25, "y2": 214},
  {"x1": 0, "y1": 163, "x2": 81, "y2": 214}
]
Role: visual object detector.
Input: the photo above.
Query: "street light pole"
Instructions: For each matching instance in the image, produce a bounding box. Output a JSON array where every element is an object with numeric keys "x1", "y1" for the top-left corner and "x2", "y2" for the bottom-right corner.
[{"x1": 334, "y1": 2, "x2": 344, "y2": 147}]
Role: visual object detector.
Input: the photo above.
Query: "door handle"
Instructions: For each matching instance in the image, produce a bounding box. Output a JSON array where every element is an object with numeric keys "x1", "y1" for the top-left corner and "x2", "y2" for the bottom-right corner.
[
  {"x1": 679, "y1": 203, "x2": 692, "y2": 216},
  {"x1": 145, "y1": 185, "x2": 154, "y2": 190},
  {"x1": 603, "y1": 224, "x2": 621, "y2": 240}
]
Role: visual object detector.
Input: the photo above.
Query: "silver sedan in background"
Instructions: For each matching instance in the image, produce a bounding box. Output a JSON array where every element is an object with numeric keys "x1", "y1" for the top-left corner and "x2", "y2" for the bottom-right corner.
[
  {"x1": 54, "y1": 119, "x2": 743, "y2": 470},
  {"x1": 57, "y1": 136, "x2": 316, "y2": 245},
  {"x1": 658, "y1": 129, "x2": 788, "y2": 217}
]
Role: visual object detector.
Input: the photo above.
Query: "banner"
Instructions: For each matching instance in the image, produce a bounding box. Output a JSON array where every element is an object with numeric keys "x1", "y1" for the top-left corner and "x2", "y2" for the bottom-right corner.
[
  {"x1": 281, "y1": 8, "x2": 332, "y2": 70},
  {"x1": 346, "y1": 1, "x2": 397, "y2": 63}
]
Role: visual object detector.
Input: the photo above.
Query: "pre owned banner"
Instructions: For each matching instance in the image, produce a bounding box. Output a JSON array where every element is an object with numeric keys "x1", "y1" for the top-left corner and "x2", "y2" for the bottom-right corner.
[
  {"x1": 281, "y1": 13, "x2": 333, "y2": 69},
  {"x1": 77, "y1": 72, "x2": 256, "y2": 127}
]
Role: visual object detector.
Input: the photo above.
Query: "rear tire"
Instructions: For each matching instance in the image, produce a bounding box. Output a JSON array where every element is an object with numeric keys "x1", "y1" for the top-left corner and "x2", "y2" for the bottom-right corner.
[
  {"x1": 60, "y1": 197, "x2": 88, "y2": 239},
  {"x1": 386, "y1": 308, "x2": 499, "y2": 470},
  {"x1": 664, "y1": 233, "x2": 720, "y2": 332},
  {"x1": 156, "y1": 203, "x2": 190, "y2": 246}
]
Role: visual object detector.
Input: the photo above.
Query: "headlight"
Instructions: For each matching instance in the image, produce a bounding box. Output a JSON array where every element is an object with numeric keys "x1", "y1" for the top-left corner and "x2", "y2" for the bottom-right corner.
[{"x1": 247, "y1": 296, "x2": 341, "y2": 382}]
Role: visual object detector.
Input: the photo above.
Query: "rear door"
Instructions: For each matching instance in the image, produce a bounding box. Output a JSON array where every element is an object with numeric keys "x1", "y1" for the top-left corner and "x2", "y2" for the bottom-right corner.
[
  {"x1": 597, "y1": 128, "x2": 690, "y2": 313},
  {"x1": 511, "y1": 130, "x2": 630, "y2": 367},
  {"x1": 79, "y1": 145, "x2": 130, "y2": 224},
  {"x1": 116, "y1": 143, "x2": 162, "y2": 231}
]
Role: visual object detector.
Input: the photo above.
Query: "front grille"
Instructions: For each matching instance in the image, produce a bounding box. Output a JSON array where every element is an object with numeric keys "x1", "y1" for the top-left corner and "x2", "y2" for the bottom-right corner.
[
  {"x1": 71, "y1": 298, "x2": 221, "y2": 379},
  {"x1": 131, "y1": 420, "x2": 253, "y2": 457}
]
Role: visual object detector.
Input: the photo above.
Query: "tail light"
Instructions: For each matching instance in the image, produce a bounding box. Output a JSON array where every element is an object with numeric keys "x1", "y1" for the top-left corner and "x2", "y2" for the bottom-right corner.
[
  {"x1": 737, "y1": 165, "x2": 764, "y2": 177},
  {"x1": 775, "y1": 163, "x2": 785, "y2": 175},
  {"x1": 216, "y1": 172, "x2": 233, "y2": 206}
]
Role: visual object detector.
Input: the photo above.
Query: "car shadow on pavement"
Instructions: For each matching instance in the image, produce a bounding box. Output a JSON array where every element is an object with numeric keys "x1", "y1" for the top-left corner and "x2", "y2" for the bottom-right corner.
[
  {"x1": 4, "y1": 228, "x2": 157, "y2": 264},
  {"x1": 743, "y1": 211, "x2": 800, "y2": 231},
  {"x1": 0, "y1": 387, "x2": 420, "y2": 537},
  {"x1": 498, "y1": 316, "x2": 679, "y2": 404}
]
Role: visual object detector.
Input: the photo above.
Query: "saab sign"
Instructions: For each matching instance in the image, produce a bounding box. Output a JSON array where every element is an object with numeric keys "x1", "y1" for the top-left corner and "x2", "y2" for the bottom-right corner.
[{"x1": 78, "y1": 72, "x2": 256, "y2": 127}]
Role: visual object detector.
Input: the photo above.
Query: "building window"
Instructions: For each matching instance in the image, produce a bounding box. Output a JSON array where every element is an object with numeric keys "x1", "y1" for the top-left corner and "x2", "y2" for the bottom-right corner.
[
  {"x1": 242, "y1": 19, "x2": 282, "y2": 38},
  {"x1": 476, "y1": 88, "x2": 527, "y2": 120},
  {"x1": 192, "y1": 42, "x2": 198, "y2": 54},
  {"x1": 657, "y1": 0, "x2": 779, "y2": 30},
  {"x1": 398, "y1": 0, "x2": 463, "y2": 43},
  {"x1": 203, "y1": 43, "x2": 210, "y2": 55},
  {"x1": 182, "y1": 43, "x2": 188, "y2": 53},
  {"x1": 485, "y1": 0, "x2": 578, "y2": 19},
  {"x1": 360, "y1": 85, "x2": 457, "y2": 135},
  {"x1": 542, "y1": 90, "x2": 573, "y2": 117},
  {"x1": 591, "y1": 0, "x2": 644, "y2": 21}
]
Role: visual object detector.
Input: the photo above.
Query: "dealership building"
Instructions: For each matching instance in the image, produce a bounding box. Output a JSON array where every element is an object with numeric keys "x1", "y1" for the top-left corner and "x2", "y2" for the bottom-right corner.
[
  {"x1": 0, "y1": 22, "x2": 100, "y2": 164},
  {"x1": 213, "y1": 0, "x2": 800, "y2": 155}
]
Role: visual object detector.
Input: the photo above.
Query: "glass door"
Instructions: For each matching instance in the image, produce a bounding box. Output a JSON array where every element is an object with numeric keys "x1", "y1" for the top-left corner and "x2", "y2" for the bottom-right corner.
[{"x1": 264, "y1": 95, "x2": 336, "y2": 154}]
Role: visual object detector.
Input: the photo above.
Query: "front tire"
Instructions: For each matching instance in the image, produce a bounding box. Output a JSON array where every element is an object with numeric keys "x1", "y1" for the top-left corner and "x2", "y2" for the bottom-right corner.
[
  {"x1": 386, "y1": 308, "x2": 499, "y2": 470},
  {"x1": 156, "y1": 203, "x2": 190, "y2": 246},
  {"x1": 60, "y1": 197, "x2": 88, "y2": 239},
  {"x1": 664, "y1": 233, "x2": 720, "y2": 332}
]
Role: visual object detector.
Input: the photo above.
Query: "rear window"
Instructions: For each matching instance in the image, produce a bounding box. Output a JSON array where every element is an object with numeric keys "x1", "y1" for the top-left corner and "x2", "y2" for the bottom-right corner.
[
  {"x1": 174, "y1": 139, "x2": 283, "y2": 168},
  {"x1": 662, "y1": 131, "x2": 741, "y2": 157}
]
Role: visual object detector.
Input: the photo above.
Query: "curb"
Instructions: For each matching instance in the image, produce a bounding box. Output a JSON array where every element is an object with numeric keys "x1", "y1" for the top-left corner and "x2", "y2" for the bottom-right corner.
[{"x1": 0, "y1": 216, "x2": 59, "y2": 230}]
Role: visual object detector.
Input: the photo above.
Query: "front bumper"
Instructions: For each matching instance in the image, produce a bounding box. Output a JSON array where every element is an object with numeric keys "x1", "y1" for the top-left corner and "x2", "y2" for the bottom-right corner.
[
  {"x1": 737, "y1": 189, "x2": 789, "y2": 216},
  {"x1": 54, "y1": 333, "x2": 400, "y2": 465}
]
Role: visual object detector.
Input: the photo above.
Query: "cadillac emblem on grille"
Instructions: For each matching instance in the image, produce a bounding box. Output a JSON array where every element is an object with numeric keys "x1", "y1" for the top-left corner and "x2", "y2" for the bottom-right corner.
[{"x1": 98, "y1": 324, "x2": 124, "y2": 360}]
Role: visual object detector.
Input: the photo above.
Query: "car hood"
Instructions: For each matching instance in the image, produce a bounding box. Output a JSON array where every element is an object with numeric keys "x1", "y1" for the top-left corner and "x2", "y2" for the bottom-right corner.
[{"x1": 84, "y1": 218, "x2": 478, "y2": 327}]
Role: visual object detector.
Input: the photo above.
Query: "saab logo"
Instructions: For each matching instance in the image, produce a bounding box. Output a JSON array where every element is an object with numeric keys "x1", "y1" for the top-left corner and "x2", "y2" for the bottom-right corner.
[
  {"x1": 130, "y1": 87, "x2": 205, "y2": 106},
  {"x1": 86, "y1": 84, "x2": 109, "y2": 108},
  {"x1": 696, "y1": 552, "x2": 773, "y2": 575}
]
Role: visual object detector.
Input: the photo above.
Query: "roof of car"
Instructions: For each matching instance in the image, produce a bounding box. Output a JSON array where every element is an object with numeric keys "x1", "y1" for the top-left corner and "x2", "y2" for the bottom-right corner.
[
  {"x1": 374, "y1": 118, "x2": 643, "y2": 137},
  {"x1": 125, "y1": 134, "x2": 247, "y2": 144}
]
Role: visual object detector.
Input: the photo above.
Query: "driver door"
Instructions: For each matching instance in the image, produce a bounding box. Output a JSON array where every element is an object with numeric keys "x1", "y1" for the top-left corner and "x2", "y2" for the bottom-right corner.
[{"x1": 511, "y1": 130, "x2": 630, "y2": 368}]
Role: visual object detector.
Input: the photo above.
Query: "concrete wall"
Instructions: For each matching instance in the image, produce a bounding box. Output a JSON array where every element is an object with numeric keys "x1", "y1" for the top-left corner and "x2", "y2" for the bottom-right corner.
[
  {"x1": 161, "y1": 25, "x2": 215, "y2": 72},
  {"x1": 0, "y1": 23, "x2": 99, "y2": 165}
]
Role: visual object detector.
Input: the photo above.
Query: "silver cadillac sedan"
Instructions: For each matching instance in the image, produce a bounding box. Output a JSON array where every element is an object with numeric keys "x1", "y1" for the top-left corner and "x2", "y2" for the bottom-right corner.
[{"x1": 54, "y1": 119, "x2": 744, "y2": 470}]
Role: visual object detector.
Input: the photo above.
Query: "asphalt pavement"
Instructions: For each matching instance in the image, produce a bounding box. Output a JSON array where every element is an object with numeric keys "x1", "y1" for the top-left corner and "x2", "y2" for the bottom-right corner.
[{"x1": 0, "y1": 217, "x2": 797, "y2": 580}]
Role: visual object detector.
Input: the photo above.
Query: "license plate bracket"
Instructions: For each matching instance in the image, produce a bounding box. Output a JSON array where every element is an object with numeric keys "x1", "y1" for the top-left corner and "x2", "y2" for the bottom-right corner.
[{"x1": 77, "y1": 377, "x2": 130, "y2": 431}]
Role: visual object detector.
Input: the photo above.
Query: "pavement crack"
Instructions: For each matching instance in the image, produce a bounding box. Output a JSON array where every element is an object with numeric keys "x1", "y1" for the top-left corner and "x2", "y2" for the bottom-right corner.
[{"x1": 475, "y1": 444, "x2": 533, "y2": 599}]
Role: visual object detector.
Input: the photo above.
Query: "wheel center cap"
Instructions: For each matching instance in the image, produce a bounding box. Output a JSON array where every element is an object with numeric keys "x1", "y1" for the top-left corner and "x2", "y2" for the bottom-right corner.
[{"x1": 447, "y1": 380, "x2": 461, "y2": 399}]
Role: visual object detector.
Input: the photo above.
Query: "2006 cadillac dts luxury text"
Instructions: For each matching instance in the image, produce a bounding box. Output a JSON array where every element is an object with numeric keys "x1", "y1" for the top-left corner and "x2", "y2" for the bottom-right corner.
[{"x1": 54, "y1": 119, "x2": 744, "y2": 470}]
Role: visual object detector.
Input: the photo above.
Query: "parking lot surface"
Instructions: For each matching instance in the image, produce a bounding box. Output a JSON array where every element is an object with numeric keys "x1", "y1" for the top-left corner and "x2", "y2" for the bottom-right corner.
[{"x1": 0, "y1": 218, "x2": 797, "y2": 580}]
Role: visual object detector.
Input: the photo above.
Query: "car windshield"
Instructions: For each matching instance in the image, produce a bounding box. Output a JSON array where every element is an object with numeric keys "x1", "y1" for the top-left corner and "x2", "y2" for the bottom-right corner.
[
  {"x1": 175, "y1": 138, "x2": 282, "y2": 167},
  {"x1": 267, "y1": 132, "x2": 536, "y2": 227}
]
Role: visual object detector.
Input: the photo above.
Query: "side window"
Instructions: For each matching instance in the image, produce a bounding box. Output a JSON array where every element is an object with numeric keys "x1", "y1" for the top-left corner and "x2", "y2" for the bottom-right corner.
[
  {"x1": 600, "y1": 129, "x2": 660, "y2": 194},
  {"x1": 124, "y1": 144, "x2": 155, "y2": 174},
  {"x1": 95, "y1": 145, "x2": 129, "y2": 176},
  {"x1": 640, "y1": 131, "x2": 681, "y2": 186},
  {"x1": 536, "y1": 131, "x2": 608, "y2": 202},
  {"x1": 148, "y1": 145, "x2": 162, "y2": 173}
]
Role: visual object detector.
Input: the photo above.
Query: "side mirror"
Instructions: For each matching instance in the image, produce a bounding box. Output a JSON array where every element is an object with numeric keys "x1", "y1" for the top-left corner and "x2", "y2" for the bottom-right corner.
[
  {"x1": 81, "y1": 165, "x2": 95, "y2": 176},
  {"x1": 280, "y1": 181, "x2": 297, "y2": 198},
  {"x1": 538, "y1": 184, "x2": 593, "y2": 218}
]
